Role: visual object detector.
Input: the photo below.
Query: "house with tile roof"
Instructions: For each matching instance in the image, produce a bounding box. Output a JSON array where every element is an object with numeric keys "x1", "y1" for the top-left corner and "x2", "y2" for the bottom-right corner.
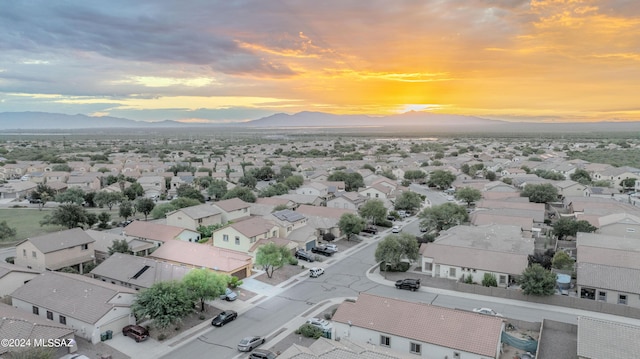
[
  {"x1": 148, "y1": 239, "x2": 252, "y2": 279},
  {"x1": 84, "y1": 229, "x2": 155, "y2": 261},
  {"x1": 326, "y1": 191, "x2": 367, "y2": 210},
  {"x1": 577, "y1": 316, "x2": 640, "y2": 359},
  {"x1": 0, "y1": 303, "x2": 76, "y2": 358},
  {"x1": 166, "y1": 203, "x2": 223, "y2": 231},
  {"x1": 123, "y1": 220, "x2": 201, "y2": 245},
  {"x1": 266, "y1": 209, "x2": 308, "y2": 238},
  {"x1": 212, "y1": 216, "x2": 280, "y2": 256},
  {"x1": 554, "y1": 180, "x2": 588, "y2": 198},
  {"x1": 278, "y1": 337, "x2": 414, "y2": 359},
  {"x1": 66, "y1": 174, "x2": 101, "y2": 192},
  {"x1": 137, "y1": 175, "x2": 166, "y2": 199},
  {"x1": 420, "y1": 224, "x2": 533, "y2": 287},
  {"x1": 91, "y1": 253, "x2": 192, "y2": 290},
  {"x1": 211, "y1": 197, "x2": 251, "y2": 222},
  {"x1": 595, "y1": 212, "x2": 640, "y2": 239},
  {"x1": 0, "y1": 180, "x2": 37, "y2": 199},
  {"x1": 591, "y1": 166, "x2": 640, "y2": 190},
  {"x1": 576, "y1": 232, "x2": 640, "y2": 307},
  {"x1": 332, "y1": 293, "x2": 504, "y2": 359},
  {"x1": 0, "y1": 262, "x2": 39, "y2": 298},
  {"x1": 10, "y1": 271, "x2": 136, "y2": 344},
  {"x1": 14, "y1": 228, "x2": 95, "y2": 273}
]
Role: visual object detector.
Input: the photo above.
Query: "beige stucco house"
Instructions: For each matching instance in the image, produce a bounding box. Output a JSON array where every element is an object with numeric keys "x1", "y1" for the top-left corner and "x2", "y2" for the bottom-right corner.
[
  {"x1": 15, "y1": 228, "x2": 96, "y2": 273},
  {"x1": 212, "y1": 216, "x2": 279, "y2": 255},
  {"x1": 0, "y1": 262, "x2": 40, "y2": 298},
  {"x1": 166, "y1": 204, "x2": 223, "y2": 231}
]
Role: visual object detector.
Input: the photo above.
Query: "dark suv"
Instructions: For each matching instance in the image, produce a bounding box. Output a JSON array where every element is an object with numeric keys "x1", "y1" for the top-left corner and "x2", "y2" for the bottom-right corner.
[
  {"x1": 395, "y1": 278, "x2": 421, "y2": 291},
  {"x1": 295, "y1": 249, "x2": 315, "y2": 262},
  {"x1": 249, "y1": 349, "x2": 277, "y2": 359},
  {"x1": 122, "y1": 324, "x2": 149, "y2": 342}
]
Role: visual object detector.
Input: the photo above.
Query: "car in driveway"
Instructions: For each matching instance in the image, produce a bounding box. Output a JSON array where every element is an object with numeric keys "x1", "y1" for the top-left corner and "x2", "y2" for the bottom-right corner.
[
  {"x1": 362, "y1": 226, "x2": 378, "y2": 234},
  {"x1": 249, "y1": 349, "x2": 277, "y2": 359},
  {"x1": 472, "y1": 307, "x2": 503, "y2": 317},
  {"x1": 211, "y1": 310, "x2": 238, "y2": 326},
  {"x1": 391, "y1": 225, "x2": 401, "y2": 233},
  {"x1": 395, "y1": 278, "x2": 421, "y2": 291},
  {"x1": 295, "y1": 249, "x2": 315, "y2": 262},
  {"x1": 311, "y1": 245, "x2": 336, "y2": 256},
  {"x1": 237, "y1": 336, "x2": 265, "y2": 351},
  {"x1": 306, "y1": 317, "x2": 332, "y2": 331},
  {"x1": 122, "y1": 324, "x2": 149, "y2": 342},
  {"x1": 324, "y1": 244, "x2": 338, "y2": 252},
  {"x1": 220, "y1": 287, "x2": 237, "y2": 301}
]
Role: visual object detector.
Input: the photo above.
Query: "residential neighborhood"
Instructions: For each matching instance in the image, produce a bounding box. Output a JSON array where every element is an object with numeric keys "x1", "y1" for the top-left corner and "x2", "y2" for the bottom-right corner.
[{"x1": 1, "y1": 133, "x2": 640, "y2": 359}]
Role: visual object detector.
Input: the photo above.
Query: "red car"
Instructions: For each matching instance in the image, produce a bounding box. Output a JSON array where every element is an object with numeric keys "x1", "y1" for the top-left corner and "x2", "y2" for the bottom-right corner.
[{"x1": 122, "y1": 324, "x2": 149, "y2": 342}]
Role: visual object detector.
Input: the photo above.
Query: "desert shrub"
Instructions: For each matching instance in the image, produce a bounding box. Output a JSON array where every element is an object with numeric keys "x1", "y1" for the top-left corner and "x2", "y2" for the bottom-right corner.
[
  {"x1": 288, "y1": 257, "x2": 299, "y2": 265},
  {"x1": 295, "y1": 324, "x2": 323, "y2": 339},
  {"x1": 381, "y1": 261, "x2": 410, "y2": 272},
  {"x1": 482, "y1": 273, "x2": 498, "y2": 287}
]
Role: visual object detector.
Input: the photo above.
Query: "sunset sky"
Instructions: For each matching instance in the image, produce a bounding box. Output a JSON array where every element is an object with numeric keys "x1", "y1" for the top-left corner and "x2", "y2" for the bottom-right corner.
[{"x1": 1, "y1": 0, "x2": 639, "y2": 123}]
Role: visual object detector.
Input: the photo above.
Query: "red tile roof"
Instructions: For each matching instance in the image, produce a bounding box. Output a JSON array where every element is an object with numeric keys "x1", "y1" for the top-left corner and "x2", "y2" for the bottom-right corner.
[{"x1": 332, "y1": 293, "x2": 503, "y2": 357}]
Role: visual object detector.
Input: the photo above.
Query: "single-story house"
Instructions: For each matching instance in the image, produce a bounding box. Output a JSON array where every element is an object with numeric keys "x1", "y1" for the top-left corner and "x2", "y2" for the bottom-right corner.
[
  {"x1": 123, "y1": 220, "x2": 201, "y2": 244},
  {"x1": 0, "y1": 262, "x2": 40, "y2": 298}
]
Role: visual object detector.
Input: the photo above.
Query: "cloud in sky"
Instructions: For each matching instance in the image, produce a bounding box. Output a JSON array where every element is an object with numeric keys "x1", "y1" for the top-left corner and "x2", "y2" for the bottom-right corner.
[{"x1": 1, "y1": 0, "x2": 639, "y2": 123}]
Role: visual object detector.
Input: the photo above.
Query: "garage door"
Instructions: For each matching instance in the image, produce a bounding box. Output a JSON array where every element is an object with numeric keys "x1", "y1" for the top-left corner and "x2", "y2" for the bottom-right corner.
[{"x1": 231, "y1": 268, "x2": 247, "y2": 280}]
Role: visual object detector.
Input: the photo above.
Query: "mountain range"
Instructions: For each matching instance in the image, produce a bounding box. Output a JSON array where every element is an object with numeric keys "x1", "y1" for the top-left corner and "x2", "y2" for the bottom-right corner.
[{"x1": 0, "y1": 111, "x2": 639, "y2": 133}]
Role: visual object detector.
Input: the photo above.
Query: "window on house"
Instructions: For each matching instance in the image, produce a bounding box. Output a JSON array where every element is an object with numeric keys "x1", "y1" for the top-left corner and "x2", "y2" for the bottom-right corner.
[
  {"x1": 32, "y1": 306, "x2": 39, "y2": 315},
  {"x1": 410, "y1": 342, "x2": 421, "y2": 354},
  {"x1": 598, "y1": 291, "x2": 607, "y2": 301},
  {"x1": 366, "y1": 193, "x2": 370, "y2": 197},
  {"x1": 619, "y1": 294, "x2": 628, "y2": 305},
  {"x1": 235, "y1": 236, "x2": 240, "y2": 245},
  {"x1": 47, "y1": 311, "x2": 53, "y2": 320},
  {"x1": 380, "y1": 335, "x2": 391, "y2": 347},
  {"x1": 32, "y1": 251, "x2": 37, "y2": 258},
  {"x1": 453, "y1": 352, "x2": 460, "y2": 359},
  {"x1": 198, "y1": 219, "x2": 202, "y2": 224},
  {"x1": 449, "y1": 268, "x2": 456, "y2": 277},
  {"x1": 375, "y1": 193, "x2": 379, "y2": 198},
  {"x1": 81, "y1": 244, "x2": 88, "y2": 250},
  {"x1": 499, "y1": 275, "x2": 507, "y2": 285},
  {"x1": 250, "y1": 236, "x2": 256, "y2": 243},
  {"x1": 423, "y1": 262, "x2": 432, "y2": 271},
  {"x1": 223, "y1": 234, "x2": 229, "y2": 242},
  {"x1": 272, "y1": 230, "x2": 277, "y2": 237},
  {"x1": 59, "y1": 315, "x2": 66, "y2": 325},
  {"x1": 23, "y1": 249, "x2": 26, "y2": 256},
  {"x1": 626, "y1": 228, "x2": 636, "y2": 233}
]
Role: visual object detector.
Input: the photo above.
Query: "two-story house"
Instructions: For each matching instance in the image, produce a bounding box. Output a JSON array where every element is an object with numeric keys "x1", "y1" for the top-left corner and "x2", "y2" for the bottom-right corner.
[
  {"x1": 211, "y1": 198, "x2": 251, "y2": 222},
  {"x1": 10, "y1": 271, "x2": 136, "y2": 344},
  {"x1": 15, "y1": 228, "x2": 95, "y2": 273},
  {"x1": 326, "y1": 191, "x2": 367, "y2": 210},
  {"x1": 166, "y1": 204, "x2": 223, "y2": 231},
  {"x1": 212, "y1": 216, "x2": 280, "y2": 256}
]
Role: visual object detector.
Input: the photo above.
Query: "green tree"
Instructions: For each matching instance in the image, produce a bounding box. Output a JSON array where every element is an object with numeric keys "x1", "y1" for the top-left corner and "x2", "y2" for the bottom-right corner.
[
  {"x1": 131, "y1": 281, "x2": 194, "y2": 329},
  {"x1": 223, "y1": 187, "x2": 256, "y2": 203},
  {"x1": 182, "y1": 268, "x2": 229, "y2": 312},
  {"x1": 55, "y1": 188, "x2": 86, "y2": 205},
  {"x1": 485, "y1": 170, "x2": 497, "y2": 181},
  {"x1": 521, "y1": 183, "x2": 559, "y2": 203},
  {"x1": 40, "y1": 204, "x2": 88, "y2": 229},
  {"x1": 374, "y1": 233, "x2": 419, "y2": 271},
  {"x1": 482, "y1": 273, "x2": 498, "y2": 287},
  {"x1": 108, "y1": 239, "x2": 132, "y2": 255},
  {"x1": 338, "y1": 213, "x2": 366, "y2": 240},
  {"x1": 176, "y1": 184, "x2": 205, "y2": 203},
  {"x1": 454, "y1": 187, "x2": 482, "y2": 206},
  {"x1": 519, "y1": 264, "x2": 556, "y2": 296},
  {"x1": 136, "y1": 197, "x2": 156, "y2": 221},
  {"x1": 419, "y1": 202, "x2": 468, "y2": 233},
  {"x1": 327, "y1": 171, "x2": 364, "y2": 192},
  {"x1": 123, "y1": 182, "x2": 144, "y2": 200},
  {"x1": 283, "y1": 175, "x2": 304, "y2": 189},
  {"x1": 85, "y1": 212, "x2": 98, "y2": 228},
  {"x1": 394, "y1": 191, "x2": 423, "y2": 212},
  {"x1": 358, "y1": 199, "x2": 387, "y2": 225},
  {"x1": 552, "y1": 251, "x2": 575, "y2": 270},
  {"x1": 428, "y1": 170, "x2": 456, "y2": 189},
  {"x1": 98, "y1": 212, "x2": 111, "y2": 229},
  {"x1": 552, "y1": 218, "x2": 597, "y2": 240},
  {"x1": 255, "y1": 242, "x2": 293, "y2": 278},
  {"x1": 403, "y1": 170, "x2": 427, "y2": 182},
  {"x1": 195, "y1": 176, "x2": 214, "y2": 190},
  {"x1": 461, "y1": 164, "x2": 471, "y2": 175},
  {"x1": 94, "y1": 191, "x2": 124, "y2": 211},
  {"x1": 0, "y1": 220, "x2": 17, "y2": 240},
  {"x1": 151, "y1": 203, "x2": 177, "y2": 219},
  {"x1": 259, "y1": 183, "x2": 290, "y2": 197},
  {"x1": 207, "y1": 179, "x2": 229, "y2": 200},
  {"x1": 170, "y1": 197, "x2": 201, "y2": 209},
  {"x1": 570, "y1": 169, "x2": 592, "y2": 185},
  {"x1": 620, "y1": 178, "x2": 637, "y2": 192},
  {"x1": 238, "y1": 175, "x2": 258, "y2": 189},
  {"x1": 119, "y1": 200, "x2": 134, "y2": 220},
  {"x1": 31, "y1": 183, "x2": 56, "y2": 210}
]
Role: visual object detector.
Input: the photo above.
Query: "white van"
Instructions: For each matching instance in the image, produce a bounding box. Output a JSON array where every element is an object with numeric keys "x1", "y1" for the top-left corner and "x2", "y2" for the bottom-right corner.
[{"x1": 309, "y1": 267, "x2": 324, "y2": 278}]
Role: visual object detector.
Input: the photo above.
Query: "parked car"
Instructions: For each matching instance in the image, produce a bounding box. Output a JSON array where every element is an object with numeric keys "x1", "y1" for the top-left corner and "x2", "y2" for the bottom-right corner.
[
  {"x1": 311, "y1": 245, "x2": 336, "y2": 257},
  {"x1": 237, "y1": 336, "x2": 265, "y2": 351},
  {"x1": 211, "y1": 310, "x2": 238, "y2": 327},
  {"x1": 419, "y1": 226, "x2": 428, "y2": 232},
  {"x1": 362, "y1": 226, "x2": 378, "y2": 234},
  {"x1": 122, "y1": 324, "x2": 149, "y2": 342},
  {"x1": 249, "y1": 349, "x2": 278, "y2": 359},
  {"x1": 324, "y1": 244, "x2": 338, "y2": 252},
  {"x1": 395, "y1": 278, "x2": 421, "y2": 291},
  {"x1": 295, "y1": 249, "x2": 315, "y2": 262},
  {"x1": 220, "y1": 287, "x2": 238, "y2": 301},
  {"x1": 306, "y1": 317, "x2": 332, "y2": 331},
  {"x1": 28, "y1": 198, "x2": 42, "y2": 204},
  {"x1": 391, "y1": 225, "x2": 401, "y2": 233},
  {"x1": 309, "y1": 267, "x2": 324, "y2": 278},
  {"x1": 472, "y1": 307, "x2": 503, "y2": 317}
]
